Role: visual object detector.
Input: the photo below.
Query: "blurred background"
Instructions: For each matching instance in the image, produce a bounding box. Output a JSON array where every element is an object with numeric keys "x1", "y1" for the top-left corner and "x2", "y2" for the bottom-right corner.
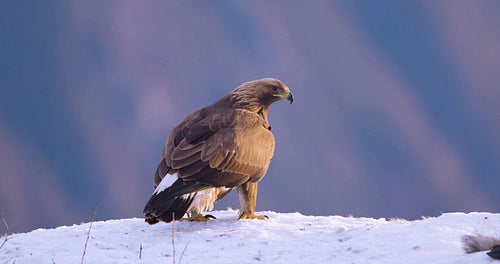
[{"x1": 1, "y1": 1, "x2": 499, "y2": 233}]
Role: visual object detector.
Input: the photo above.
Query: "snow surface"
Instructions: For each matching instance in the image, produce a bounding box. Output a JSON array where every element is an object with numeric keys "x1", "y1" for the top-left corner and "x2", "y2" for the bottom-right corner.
[{"x1": 1, "y1": 210, "x2": 499, "y2": 264}]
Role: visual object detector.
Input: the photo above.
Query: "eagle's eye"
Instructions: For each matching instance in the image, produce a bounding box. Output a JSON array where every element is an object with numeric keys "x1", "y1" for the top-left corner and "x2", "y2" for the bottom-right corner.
[{"x1": 271, "y1": 85, "x2": 280, "y2": 93}]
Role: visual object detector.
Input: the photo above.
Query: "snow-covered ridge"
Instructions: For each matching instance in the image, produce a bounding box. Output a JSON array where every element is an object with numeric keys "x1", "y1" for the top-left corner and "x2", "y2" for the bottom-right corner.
[{"x1": 1, "y1": 210, "x2": 499, "y2": 264}]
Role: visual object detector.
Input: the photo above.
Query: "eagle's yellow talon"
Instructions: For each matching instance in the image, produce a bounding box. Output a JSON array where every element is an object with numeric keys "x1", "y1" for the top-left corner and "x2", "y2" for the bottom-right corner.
[
  {"x1": 238, "y1": 212, "x2": 268, "y2": 220},
  {"x1": 179, "y1": 214, "x2": 214, "y2": 222}
]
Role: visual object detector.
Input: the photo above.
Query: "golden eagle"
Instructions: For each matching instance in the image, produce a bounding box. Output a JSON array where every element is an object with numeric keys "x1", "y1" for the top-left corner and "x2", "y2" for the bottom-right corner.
[{"x1": 143, "y1": 78, "x2": 293, "y2": 224}]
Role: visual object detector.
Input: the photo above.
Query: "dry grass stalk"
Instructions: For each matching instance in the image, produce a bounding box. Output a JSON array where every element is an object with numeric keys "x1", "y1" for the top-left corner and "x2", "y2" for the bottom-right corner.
[
  {"x1": 81, "y1": 202, "x2": 103, "y2": 264},
  {"x1": 172, "y1": 212, "x2": 176, "y2": 264},
  {"x1": 0, "y1": 214, "x2": 11, "y2": 251},
  {"x1": 179, "y1": 241, "x2": 190, "y2": 264}
]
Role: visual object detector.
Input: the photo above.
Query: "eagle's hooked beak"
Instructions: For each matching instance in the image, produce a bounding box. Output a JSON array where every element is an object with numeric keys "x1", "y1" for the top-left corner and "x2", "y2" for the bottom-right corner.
[
  {"x1": 286, "y1": 91, "x2": 294, "y2": 104},
  {"x1": 274, "y1": 87, "x2": 294, "y2": 104}
]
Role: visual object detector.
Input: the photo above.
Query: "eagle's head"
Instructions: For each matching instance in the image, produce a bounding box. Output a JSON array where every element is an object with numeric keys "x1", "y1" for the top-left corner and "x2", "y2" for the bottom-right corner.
[{"x1": 226, "y1": 78, "x2": 293, "y2": 111}]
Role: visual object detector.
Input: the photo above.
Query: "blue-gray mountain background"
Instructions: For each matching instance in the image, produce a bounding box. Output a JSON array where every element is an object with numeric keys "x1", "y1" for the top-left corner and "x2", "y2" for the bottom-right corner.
[{"x1": 1, "y1": 1, "x2": 499, "y2": 232}]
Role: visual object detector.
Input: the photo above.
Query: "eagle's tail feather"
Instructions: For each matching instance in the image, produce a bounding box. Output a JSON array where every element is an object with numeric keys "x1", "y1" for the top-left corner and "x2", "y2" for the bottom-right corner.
[{"x1": 143, "y1": 179, "x2": 205, "y2": 224}]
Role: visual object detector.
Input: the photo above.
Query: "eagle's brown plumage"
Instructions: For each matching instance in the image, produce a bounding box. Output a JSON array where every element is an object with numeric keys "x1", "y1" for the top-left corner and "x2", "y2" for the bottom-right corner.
[{"x1": 143, "y1": 78, "x2": 293, "y2": 224}]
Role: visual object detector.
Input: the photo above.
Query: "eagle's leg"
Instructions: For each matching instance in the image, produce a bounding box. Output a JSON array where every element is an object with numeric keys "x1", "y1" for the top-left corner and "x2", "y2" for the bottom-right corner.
[
  {"x1": 179, "y1": 212, "x2": 216, "y2": 222},
  {"x1": 237, "y1": 181, "x2": 268, "y2": 220}
]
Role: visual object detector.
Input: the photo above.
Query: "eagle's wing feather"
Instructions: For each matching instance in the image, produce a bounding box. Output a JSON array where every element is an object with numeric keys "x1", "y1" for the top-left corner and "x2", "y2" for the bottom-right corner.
[
  {"x1": 157, "y1": 108, "x2": 274, "y2": 188},
  {"x1": 202, "y1": 124, "x2": 275, "y2": 180}
]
